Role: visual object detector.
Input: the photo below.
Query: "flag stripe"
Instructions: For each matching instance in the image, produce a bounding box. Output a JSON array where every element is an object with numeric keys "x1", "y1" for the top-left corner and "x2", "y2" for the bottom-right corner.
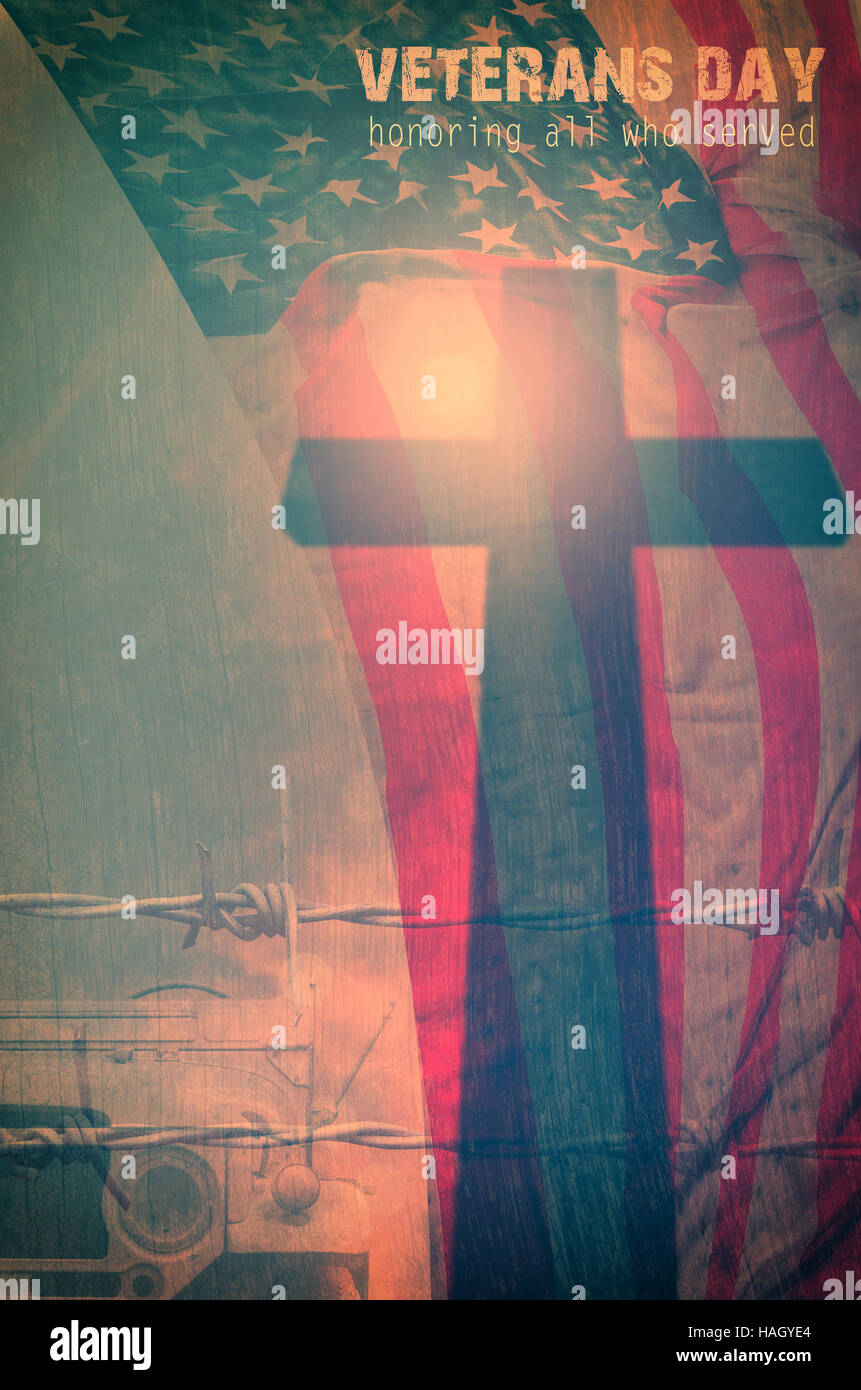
[
  {"x1": 634, "y1": 278, "x2": 821, "y2": 1296},
  {"x1": 286, "y1": 260, "x2": 557, "y2": 1298},
  {"x1": 796, "y1": 754, "x2": 861, "y2": 1293},
  {"x1": 669, "y1": 0, "x2": 861, "y2": 495},
  {"x1": 804, "y1": 0, "x2": 861, "y2": 255}
]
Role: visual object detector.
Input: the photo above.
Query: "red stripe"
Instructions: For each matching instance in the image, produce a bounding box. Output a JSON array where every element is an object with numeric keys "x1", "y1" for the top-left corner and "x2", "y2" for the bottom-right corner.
[
  {"x1": 712, "y1": 196, "x2": 861, "y2": 496},
  {"x1": 796, "y1": 753, "x2": 861, "y2": 1295},
  {"x1": 634, "y1": 278, "x2": 821, "y2": 1298},
  {"x1": 669, "y1": 0, "x2": 757, "y2": 181},
  {"x1": 283, "y1": 260, "x2": 555, "y2": 1298},
  {"x1": 633, "y1": 543, "x2": 687, "y2": 1166},
  {"x1": 805, "y1": 0, "x2": 861, "y2": 255}
]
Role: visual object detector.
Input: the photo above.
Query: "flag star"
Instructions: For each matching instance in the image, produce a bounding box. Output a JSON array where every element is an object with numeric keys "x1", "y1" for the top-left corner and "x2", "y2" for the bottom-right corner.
[
  {"x1": 503, "y1": 0, "x2": 553, "y2": 24},
  {"x1": 194, "y1": 255, "x2": 263, "y2": 294},
  {"x1": 547, "y1": 37, "x2": 576, "y2": 55},
  {"x1": 427, "y1": 55, "x2": 456, "y2": 81},
  {"x1": 123, "y1": 66, "x2": 180, "y2": 96},
  {"x1": 123, "y1": 150, "x2": 186, "y2": 185},
  {"x1": 320, "y1": 27, "x2": 374, "y2": 55},
  {"x1": 549, "y1": 114, "x2": 607, "y2": 147},
  {"x1": 183, "y1": 42, "x2": 245, "y2": 75},
  {"x1": 386, "y1": 3, "x2": 422, "y2": 25},
  {"x1": 320, "y1": 178, "x2": 377, "y2": 206},
  {"x1": 660, "y1": 179, "x2": 695, "y2": 211},
  {"x1": 601, "y1": 222, "x2": 661, "y2": 261},
  {"x1": 517, "y1": 175, "x2": 569, "y2": 221},
  {"x1": 578, "y1": 123, "x2": 607, "y2": 147},
  {"x1": 32, "y1": 37, "x2": 85, "y2": 70},
  {"x1": 578, "y1": 119, "x2": 609, "y2": 147},
  {"x1": 273, "y1": 127, "x2": 327, "y2": 157},
  {"x1": 459, "y1": 219, "x2": 523, "y2": 254},
  {"x1": 285, "y1": 72, "x2": 347, "y2": 105},
  {"x1": 264, "y1": 216, "x2": 322, "y2": 248},
  {"x1": 234, "y1": 19, "x2": 297, "y2": 49},
  {"x1": 158, "y1": 107, "x2": 226, "y2": 149},
  {"x1": 171, "y1": 198, "x2": 237, "y2": 233},
  {"x1": 224, "y1": 169, "x2": 286, "y2": 206},
  {"x1": 77, "y1": 10, "x2": 140, "y2": 41},
  {"x1": 363, "y1": 141, "x2": 407, "y2": 172},
  {"x1": 396, "y1": 179, "x2": 429, "y2": 210},
  {"x1": 578, "y1": 169, "x2": 635, "y2": 201},
  {"x1": 78, "y1": 92, "x2": 113, "y2": 122},
  {"x1": 450, "y1": 162, "x2": 507, "y2": 195},
  {"x1": 515, "y1": 141, "x2": 546, "y2": 167},
  {"x1": 552, "y1": 246, "x2": 575, "y2": 265},
  {"x1": 676, "y1": 238, "x2": 724, "y2": 270},
  {"x1": 463, "y1": 16, "x2": 512, "y2": 45}
]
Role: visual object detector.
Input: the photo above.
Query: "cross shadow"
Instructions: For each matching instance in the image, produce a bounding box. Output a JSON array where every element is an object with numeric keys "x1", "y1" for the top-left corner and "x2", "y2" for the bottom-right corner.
[{"x1": 282, "y1": 379, "x2": 844, "y2": 1298}]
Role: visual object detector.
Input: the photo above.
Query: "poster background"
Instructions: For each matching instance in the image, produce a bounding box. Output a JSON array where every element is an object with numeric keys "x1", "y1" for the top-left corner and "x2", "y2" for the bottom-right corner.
[{"x1": 0, "y1": 0, "x2": 859, "y2": 1302}]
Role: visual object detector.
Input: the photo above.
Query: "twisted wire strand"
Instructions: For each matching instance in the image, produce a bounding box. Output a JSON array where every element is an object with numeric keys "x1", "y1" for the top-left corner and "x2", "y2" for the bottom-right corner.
[
  {"x1": 0, "y1": 884, "x2": 854, "y2": 942},
  {"x1": 2, "y1": 1122, "x2": 861, "y2": 1162}
]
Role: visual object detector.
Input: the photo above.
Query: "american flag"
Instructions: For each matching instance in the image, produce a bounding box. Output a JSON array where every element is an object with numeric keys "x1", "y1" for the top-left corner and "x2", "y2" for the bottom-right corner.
[
  {"x1": 11, "y1": 0, "x2": 734, "y2": 334},
  {"x1": 2, "y1": 0, "x2": 860, "y2": 1301}
]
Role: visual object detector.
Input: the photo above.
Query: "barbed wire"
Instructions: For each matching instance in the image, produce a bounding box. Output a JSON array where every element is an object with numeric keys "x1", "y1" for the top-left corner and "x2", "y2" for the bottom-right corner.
[
  {"x1": 2, "y1": 1122, "x2": 861, "y2": 1163},
  {"x1": 0, "y1": 881, "x2": 853, "y2": 944}
]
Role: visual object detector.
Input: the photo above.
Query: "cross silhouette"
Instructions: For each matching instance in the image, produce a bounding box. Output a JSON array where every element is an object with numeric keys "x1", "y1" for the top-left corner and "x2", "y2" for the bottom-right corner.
[{"x1": 281, "y1": 272, "x2": 843, "y2": 1299}]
